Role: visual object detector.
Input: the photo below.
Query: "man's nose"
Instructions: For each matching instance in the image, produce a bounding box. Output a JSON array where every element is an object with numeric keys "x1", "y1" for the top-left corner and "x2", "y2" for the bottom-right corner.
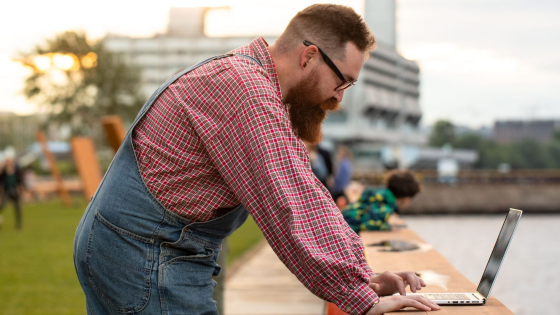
[{"x1": 334, "y1": 90, "x2": 344, "y2": 103}]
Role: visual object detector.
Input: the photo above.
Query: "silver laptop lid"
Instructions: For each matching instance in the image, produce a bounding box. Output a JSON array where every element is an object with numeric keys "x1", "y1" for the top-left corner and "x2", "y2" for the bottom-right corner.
[{"x1": 477, "y1": 208, "x2": 522, "y2": 298}]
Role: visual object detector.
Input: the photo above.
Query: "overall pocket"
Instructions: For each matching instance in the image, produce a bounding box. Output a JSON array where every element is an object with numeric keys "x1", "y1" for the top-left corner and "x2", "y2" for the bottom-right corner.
[
  {"x1": 158, "y1": 235, "x2": 220, "y2": 314},
  {"x1": 86, "y1": 211, "x2": 155, "y2": 313}
]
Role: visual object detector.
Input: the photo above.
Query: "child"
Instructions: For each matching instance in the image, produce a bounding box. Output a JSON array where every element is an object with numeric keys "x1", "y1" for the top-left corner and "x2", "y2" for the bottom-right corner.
[{"x1": 342, "y1": 170, "x2": 420, "y2": 232}]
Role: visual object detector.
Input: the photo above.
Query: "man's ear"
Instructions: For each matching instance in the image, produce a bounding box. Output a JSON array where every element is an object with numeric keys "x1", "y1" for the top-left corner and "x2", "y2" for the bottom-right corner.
[{"x1": 300, "y1": 45, "x2": 319, "y2": 69}]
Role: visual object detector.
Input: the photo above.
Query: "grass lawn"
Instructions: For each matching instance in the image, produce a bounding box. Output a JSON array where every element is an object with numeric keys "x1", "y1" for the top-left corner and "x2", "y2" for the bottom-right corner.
[{"x1": 0, "y1": 199, "x2": 263, "y2": 315}]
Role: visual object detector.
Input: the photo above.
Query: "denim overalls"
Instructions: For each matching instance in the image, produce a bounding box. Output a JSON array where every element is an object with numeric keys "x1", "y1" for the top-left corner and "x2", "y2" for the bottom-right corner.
[{"x1": 74, "y1": 53, "x2": 261, "y2": 315}]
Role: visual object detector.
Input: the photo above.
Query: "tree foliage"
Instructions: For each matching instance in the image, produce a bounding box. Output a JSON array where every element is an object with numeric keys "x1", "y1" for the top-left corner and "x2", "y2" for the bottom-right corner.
[
  {"x1": 16, "y1": 31, "x2": 144, "y2": 136},
  {"x1": 429, "y1": 120, "x2": 455, "y2": 147},
  {"x1": 430, "y1": 119, "x2": 560, "y2": 169}
]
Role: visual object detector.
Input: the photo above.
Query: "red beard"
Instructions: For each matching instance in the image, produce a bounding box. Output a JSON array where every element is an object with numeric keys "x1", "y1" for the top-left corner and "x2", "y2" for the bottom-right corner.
[{"x1": 285, "y1": 72, "x2": 340, "y2": 144}]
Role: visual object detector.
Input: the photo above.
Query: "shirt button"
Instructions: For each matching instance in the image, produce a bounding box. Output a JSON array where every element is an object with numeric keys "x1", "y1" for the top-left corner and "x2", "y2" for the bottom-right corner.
[{"x1": 183, "y1": 227, "x2": 188, "y2": 232}]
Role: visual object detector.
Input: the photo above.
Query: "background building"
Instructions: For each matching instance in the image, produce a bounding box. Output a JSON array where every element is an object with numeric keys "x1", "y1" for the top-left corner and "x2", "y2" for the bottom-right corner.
[
  {"x1": 104, "y1": 8, "x2": 276, "y2": 97},
  {"x1": 494, "y1": 119, "x2": 560, "y2": 144}
]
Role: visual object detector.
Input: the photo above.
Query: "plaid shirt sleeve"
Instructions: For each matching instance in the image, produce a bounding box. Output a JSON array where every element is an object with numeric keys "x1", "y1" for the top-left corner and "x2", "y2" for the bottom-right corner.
[{"x1": 202, "y1": 66, "x2": 379, "y2": 315}]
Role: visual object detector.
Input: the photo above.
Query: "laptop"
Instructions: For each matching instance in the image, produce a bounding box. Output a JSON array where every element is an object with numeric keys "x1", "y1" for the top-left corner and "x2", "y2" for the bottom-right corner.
[{"x1": 409, "y1": 208, "x2": 522, "y2": 305}]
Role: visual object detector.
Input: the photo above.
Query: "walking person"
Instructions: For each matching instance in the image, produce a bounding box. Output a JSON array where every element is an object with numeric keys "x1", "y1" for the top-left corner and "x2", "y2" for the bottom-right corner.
[
  {"x1": 333, "y1": 145, "x2": 353, "y2": 195},
  {"x1": 303, "y1": 140, "x2": 329, "y2": 187},
  {"x1": 0, "y1": 147, "x2": 24, "y2": 230},
  {"x1": 0, "y1": 151, "x2": 4, "y2": 227},
  {"x1": 73, "y1": 5, "x2": 439, "y2": 314}
]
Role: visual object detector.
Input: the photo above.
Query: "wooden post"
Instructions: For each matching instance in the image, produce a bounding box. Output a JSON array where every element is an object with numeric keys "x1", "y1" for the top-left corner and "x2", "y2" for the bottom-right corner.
[
  {"x1": 102, "y1": 115, "x2": 126, "y2": 154},
  {"x1": 36, "y1": 131, "x2": 72, "y2": 206},
  {"x1": 71, "y1": 137, "x2": 103, "y2": 202}
]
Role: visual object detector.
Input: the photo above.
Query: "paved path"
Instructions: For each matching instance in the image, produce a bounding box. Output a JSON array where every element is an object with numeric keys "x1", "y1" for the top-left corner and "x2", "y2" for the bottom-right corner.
[{"x1": 225, "y1": 243, "x2": 324, "y2": 315}]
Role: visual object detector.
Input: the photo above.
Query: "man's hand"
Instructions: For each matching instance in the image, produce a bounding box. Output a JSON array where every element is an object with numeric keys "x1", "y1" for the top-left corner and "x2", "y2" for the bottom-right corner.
[
  {"x1": 369, "y1": 271, "x2": 426, "y2": 296},
  {"x1": 365, "y1": 295, "x2": 440, "y2": 315}
]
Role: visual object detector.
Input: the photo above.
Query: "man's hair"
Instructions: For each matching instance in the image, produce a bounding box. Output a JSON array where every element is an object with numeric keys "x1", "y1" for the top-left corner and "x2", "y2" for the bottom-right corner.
[
  {"x1": 385, "y1": 170, "x2": 421, "y2": 199},
  {"x1": 276, "y1": 4, "x2": 376, "y2": 60}
]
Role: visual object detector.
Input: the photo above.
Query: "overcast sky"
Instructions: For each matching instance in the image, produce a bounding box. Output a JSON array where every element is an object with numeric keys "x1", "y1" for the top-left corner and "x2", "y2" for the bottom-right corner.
[{"x1": 1, "y1": 0, "x2": 559, "y2": 127}]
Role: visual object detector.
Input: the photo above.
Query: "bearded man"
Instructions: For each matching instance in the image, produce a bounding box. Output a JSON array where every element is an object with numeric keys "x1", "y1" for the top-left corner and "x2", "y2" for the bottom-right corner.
[{"x1": 73, "y1": 4, "x2": 439, "y2": 315}]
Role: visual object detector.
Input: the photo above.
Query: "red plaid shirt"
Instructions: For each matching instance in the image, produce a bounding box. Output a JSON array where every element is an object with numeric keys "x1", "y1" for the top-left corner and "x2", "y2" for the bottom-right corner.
[{"x1": 132, "y1": 37, "x2": 379, "y2": 314}]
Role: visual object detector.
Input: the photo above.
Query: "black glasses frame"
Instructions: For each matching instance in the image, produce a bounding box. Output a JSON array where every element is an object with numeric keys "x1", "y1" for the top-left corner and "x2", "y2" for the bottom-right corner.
[{"x1": 303, "y1": 40, "x2": 356, "y2": 91}]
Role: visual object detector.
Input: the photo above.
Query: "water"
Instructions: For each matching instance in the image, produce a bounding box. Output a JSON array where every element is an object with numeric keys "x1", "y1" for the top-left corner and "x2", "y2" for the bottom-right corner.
[{"x1": 402, "y1": 214, "x2": 560, "y2": 315}]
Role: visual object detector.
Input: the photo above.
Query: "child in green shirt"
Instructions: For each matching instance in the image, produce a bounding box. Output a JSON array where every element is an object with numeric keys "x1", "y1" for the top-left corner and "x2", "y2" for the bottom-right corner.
[{"x1": 342, "y1": 170, "x2": 420, "y2": 232}]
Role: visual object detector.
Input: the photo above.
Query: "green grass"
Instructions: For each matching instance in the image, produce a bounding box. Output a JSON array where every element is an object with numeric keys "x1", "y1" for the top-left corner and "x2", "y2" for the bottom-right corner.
[
  {"x1": 0, "y1": 199, "x2": 263, "y2": 315},
  {"x1": 228, "y1": 216, "x2": 264, "y2": 264}
]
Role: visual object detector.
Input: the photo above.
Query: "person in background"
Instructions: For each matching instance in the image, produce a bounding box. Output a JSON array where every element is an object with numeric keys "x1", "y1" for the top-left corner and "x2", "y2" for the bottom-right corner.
[
  {"x1": 23, "y1": 165, "x2": 39, "y2": 201},
  {"x1": 342, "y1": 170, "x2": 421, "y2": 232},
  {"x1": 333, "y1": 145, "x2": 353, "y2": 195},
  {"x1": 317, "y1": 142, "x2": 334, "y2": 188},
  {"x1": 303, "y1": 141, "x2": 329, "y2": 187},
  {"x1": 332, "y1": 190, "x2": 349, "y2": 210},
  {"x1": 0, "y1": 151, "x2": 4, "y2": 226},
  {"x1": 0, "y1": 147, "x2": 24, "y2": 230}
]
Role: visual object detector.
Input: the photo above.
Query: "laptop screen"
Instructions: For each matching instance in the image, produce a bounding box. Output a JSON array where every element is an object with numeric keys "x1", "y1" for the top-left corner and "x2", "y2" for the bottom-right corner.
[{"x1": 477, "y1": 209, "x2": 522, "y2": 298}]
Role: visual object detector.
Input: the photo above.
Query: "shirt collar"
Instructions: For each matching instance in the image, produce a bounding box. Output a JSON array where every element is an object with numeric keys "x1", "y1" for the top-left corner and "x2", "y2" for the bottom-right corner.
[{"x1": 248, "y1": 37, "x2": 283, "y2": 102}]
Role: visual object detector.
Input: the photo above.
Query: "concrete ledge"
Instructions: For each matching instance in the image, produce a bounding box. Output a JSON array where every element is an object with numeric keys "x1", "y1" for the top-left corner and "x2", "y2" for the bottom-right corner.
[{"x1": 406, "y1": 184, "x2": 560, "y2": 214}]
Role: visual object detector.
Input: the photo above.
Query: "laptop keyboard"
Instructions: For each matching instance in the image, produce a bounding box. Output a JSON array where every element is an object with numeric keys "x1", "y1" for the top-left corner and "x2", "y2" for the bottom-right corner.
[{"x1": 425, "y1": 293, "x2": 470, "y2": 300}]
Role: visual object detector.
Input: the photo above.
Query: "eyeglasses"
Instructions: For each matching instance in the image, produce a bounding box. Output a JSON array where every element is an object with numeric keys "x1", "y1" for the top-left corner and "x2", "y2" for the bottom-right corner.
[{"x1": 303, "y1": 40, "x2": 356, "y2": 91}]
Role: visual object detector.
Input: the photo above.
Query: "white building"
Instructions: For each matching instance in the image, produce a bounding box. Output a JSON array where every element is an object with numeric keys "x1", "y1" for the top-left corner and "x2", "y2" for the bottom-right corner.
[
  {"x1": 104, "y1": 3, "x2": 424, "y2": 171},
  {"x1": 104, "y1": 8, "x2": 276, "y2": 97}
]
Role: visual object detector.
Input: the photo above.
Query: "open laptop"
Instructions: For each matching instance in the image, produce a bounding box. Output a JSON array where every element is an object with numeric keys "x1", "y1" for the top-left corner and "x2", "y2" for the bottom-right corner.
[{"x1": 409, "y1": 208, "x2": 522, "y2": 305}]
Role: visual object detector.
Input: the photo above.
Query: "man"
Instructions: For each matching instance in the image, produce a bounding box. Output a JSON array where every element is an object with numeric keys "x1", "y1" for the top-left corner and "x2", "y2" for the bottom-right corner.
[
  {"x1": 317, "y1": 143, "x2": 334, "y2": 186},
  {"x1": 0, "y1": 151, "x2": 4, "y2": 227},
  {"x1": 333, "y1": 145, "x2": 353, "y2": 195},
  {"x1": 73, "y1": 4, "x2": 439, "y2": 315},
  {"x1": 303, "y1": 140, "x2": 329, "y2": 186},
  {"x1": 0, "y1": 147, "x2": 24, "y2": 230},
  {"x1": 343, "y1": 170, "x2": 421, "y2": 232}
]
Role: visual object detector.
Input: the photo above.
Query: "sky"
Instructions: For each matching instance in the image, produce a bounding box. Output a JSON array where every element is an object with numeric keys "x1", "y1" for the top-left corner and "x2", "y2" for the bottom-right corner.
[{"x1": 1, "y1": 0, "x2": 559, "y2": 127}]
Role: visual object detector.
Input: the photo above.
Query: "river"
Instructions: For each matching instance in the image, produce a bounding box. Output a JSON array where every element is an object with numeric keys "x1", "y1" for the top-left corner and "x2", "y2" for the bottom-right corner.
[{"x1": 402, "y1": 214, "x2": 560, "y2": 315}]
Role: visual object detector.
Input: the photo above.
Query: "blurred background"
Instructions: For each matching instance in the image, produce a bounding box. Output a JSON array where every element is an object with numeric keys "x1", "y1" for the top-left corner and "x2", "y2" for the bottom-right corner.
[{"x1": 0, "y1": 1, "x2": 559, "y2": 314}]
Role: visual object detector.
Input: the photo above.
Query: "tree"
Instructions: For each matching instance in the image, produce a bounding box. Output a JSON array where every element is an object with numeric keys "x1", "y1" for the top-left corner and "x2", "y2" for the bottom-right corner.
[
  {"x1": 429, "y1": 120, "x2": 456, "y2": 147},
  {"x1": 548, "y1": 144, "x2": 560, "y2": 168},
  {"x1": 16, "y1": 31, "x2": 144, "y2": 137}
]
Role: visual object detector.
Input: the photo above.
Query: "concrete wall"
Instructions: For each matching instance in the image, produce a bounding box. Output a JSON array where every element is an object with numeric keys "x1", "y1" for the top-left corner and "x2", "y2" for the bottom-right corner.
[{"x1": 404, "y1": 184, "x2": 560, "y2": 214}]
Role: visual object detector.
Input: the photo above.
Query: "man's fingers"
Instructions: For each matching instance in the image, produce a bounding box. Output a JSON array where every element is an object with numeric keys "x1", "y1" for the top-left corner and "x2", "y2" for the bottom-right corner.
[
  {"x1": 408, "y1": 274, "x2": 418, "y2": 293},
  {"x1": 407, "y1": 295, "x2": 440, "y2": 310},
  {"x1": 412, "y1": 274, "x2": 422, "y2": 291},
  {"x1": 394, "y1": 275, "x2": 406, "y2": 295},
  {"x1": 397, "y1": 271, "x2": 425, "y2": 292},
  {"x1": 401, "y1": 299, "x2": 432, "y2": 311},
  {"x1": 374, "y1": 295, "x2": 440, "y2": 314},
  {"x1": 402, "y1": 273, "x2": 419, "y2": 293}
]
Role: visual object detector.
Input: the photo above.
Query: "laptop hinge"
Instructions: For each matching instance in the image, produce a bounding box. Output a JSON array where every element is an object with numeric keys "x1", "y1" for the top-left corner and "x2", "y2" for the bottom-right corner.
[{"x1": 474, "y1": 292, "x2": 486, "y2": 301}]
